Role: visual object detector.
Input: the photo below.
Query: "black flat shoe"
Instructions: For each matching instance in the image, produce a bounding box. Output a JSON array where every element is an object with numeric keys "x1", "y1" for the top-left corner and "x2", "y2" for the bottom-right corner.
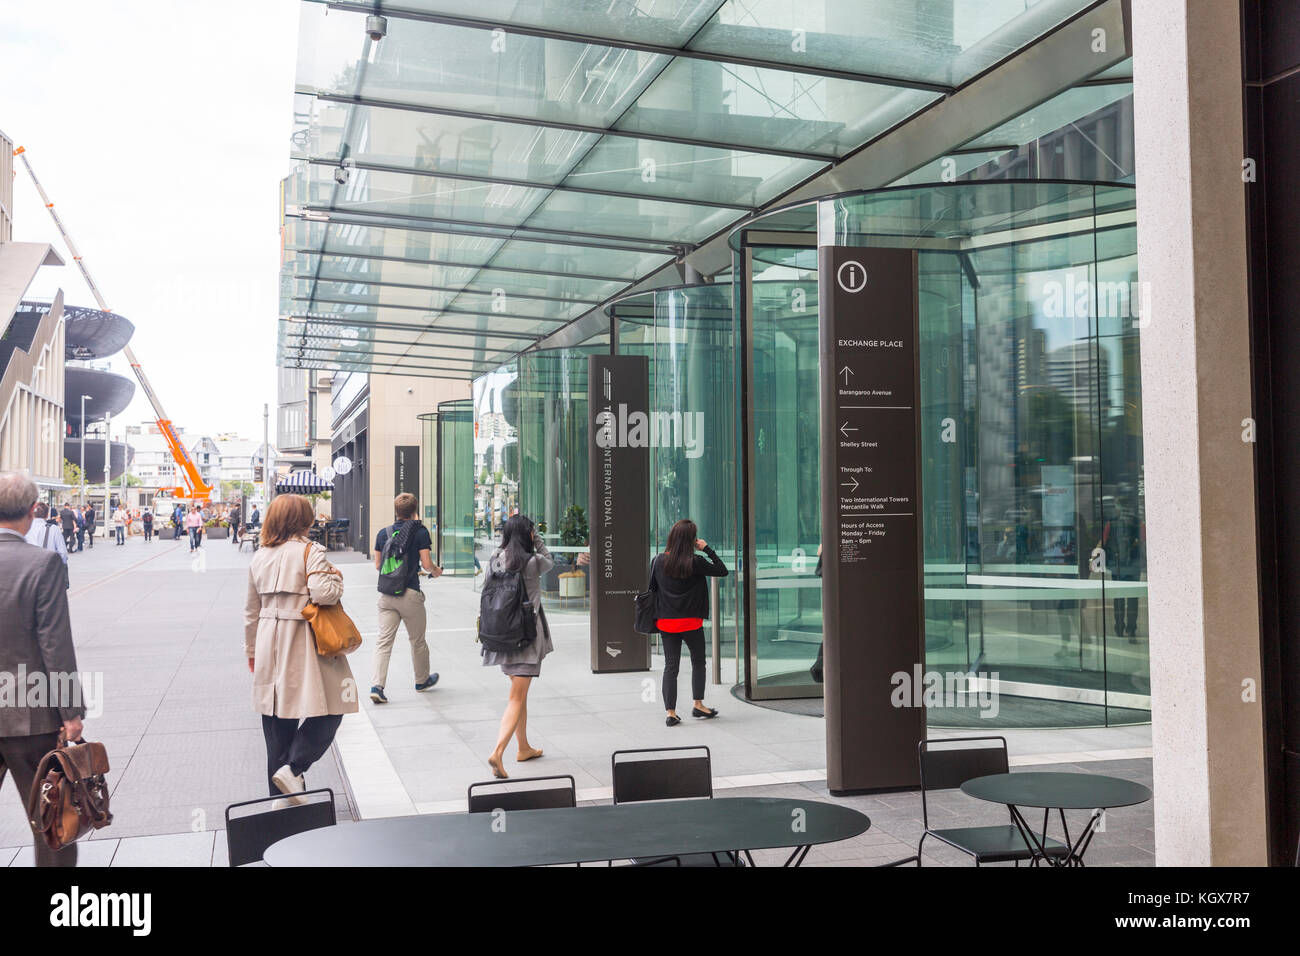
[
  {"x1": 665, "y1": 715, "x2": 681, "y2": 727},
  {"x1": 691, "y1": 706, "x2": 718, "y2": 720}
]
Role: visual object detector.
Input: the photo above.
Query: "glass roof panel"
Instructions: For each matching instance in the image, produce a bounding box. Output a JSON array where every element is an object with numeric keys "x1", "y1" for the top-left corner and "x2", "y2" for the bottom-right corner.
[
  {"x1": 306, "y1": 11, "x2": 669, "y2": 130},
  {"x1": 290, "y1": 278, "x2": 585, "y2": 321},
  {"x1": 290, "y1": 300, "x2": 571, "y2": 337},
  {"x1": 297, "y1": 99, "x2": 599, "y2": 183},
  {"x1": 309, "y1": 165, "x2": 550, "y2": 227},
  {"x1": 688, "y1": 0, "x2": 1098, "y2": 88},
  {"x1": 387, "y1": 1, "x2": 724, "y2": 47},
  {"x1": 317, "y1": 221, "x2": 507, "y2": 268},
  {"x1": 563, "y1": 135, "x2": 826, "y2": 207},
  {"x1": 962, "y1": 83, "x2": 1133, "y2": 150},
  {"x1": 616, "y1": 57, "x2": 937, "y2": 157},
  {"x1": 288, "y1": 250, "x2": 625, "y2": 299},
  {"x1": 524, "y1": 189, "x2": 741, "y2": 244},
  {"x1": 477, "y1": 239, "x2": 670, "y2": 280}
]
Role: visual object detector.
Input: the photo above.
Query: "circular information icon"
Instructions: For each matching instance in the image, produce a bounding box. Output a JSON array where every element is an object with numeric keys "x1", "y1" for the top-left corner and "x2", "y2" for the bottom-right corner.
[
  {"x1": 320, "y1": 466, "x2": 336, "y2": 482},
  {"x1": 333, "y1": 456, "x2": 353, "y2": 475},
  {"x1": 836, "y1": 259, "x2": 868, "y2": 294}
]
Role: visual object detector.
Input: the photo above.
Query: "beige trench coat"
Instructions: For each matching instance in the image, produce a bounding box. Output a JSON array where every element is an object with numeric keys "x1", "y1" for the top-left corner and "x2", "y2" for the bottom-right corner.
[{"x1": 244, "y1": 537, "x2": 358, "y2": 719}]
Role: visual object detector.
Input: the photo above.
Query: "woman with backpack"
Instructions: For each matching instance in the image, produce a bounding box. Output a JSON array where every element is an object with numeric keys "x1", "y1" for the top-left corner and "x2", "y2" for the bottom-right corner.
[
  {"x1": 481, "y1": 514, "x2": 552, "y2": 779},
  {"x1": 648, "y1": 519, "x2": 727, "y2": 727}
]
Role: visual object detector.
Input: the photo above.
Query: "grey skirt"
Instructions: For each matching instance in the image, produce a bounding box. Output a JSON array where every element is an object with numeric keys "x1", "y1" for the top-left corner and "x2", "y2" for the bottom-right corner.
[{"x1": 482, "y1": 608, "x2": 552, "y2": 678}]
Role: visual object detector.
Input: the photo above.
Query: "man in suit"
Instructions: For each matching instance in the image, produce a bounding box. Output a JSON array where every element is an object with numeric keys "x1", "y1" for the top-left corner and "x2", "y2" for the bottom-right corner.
[
  {"x1": 83, "y1": 504, "x2": 96, "y2": 549},
  {"x1": 58, "y1": 502, "x2": 77, "y2": 552},
  {"x1": 0, "y1": 472, "x2": 83, "y2": 867}
]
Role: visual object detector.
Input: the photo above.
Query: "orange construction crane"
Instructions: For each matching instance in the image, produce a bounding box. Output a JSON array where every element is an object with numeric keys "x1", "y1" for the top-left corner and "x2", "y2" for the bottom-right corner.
[{"x1": 14, "y1": 146, "x2": 213, "y2": 502}]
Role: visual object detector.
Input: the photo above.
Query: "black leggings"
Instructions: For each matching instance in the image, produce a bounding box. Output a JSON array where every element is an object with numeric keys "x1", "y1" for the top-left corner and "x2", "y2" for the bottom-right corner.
[
  {"x1": 261, "y1": 714, "x2": 342, "y2": 796},
  {"x1": 662, "y1": 628, "x2": 707, "y2": 711}
]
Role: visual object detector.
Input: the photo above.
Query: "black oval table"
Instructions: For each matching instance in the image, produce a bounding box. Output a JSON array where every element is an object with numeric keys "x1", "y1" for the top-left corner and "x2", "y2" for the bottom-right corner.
[
  {"x1": 961, "y1": 772, "x2": 1152, "y2": 867},
  {"x1": 264, "y1": 797, "x2": 870, "y2": 867}
]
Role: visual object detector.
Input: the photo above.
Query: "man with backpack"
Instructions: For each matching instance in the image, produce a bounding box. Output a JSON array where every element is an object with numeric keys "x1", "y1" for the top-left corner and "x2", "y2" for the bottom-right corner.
[{"x1": 369, "y1": 493, "x2": 442, "y2": 704}]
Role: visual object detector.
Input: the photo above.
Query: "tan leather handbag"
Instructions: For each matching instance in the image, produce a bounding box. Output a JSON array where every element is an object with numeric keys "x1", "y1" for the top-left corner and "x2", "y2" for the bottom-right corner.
[
  {"x1": 301, "y1": 543, "x2": 362, "y2": 657},
  {"x1": 27, "y1": 730, "x2": 113, "y2": 851}
]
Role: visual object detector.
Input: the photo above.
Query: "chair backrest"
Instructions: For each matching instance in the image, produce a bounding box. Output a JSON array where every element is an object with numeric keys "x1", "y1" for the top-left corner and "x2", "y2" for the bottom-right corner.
[
  {"x1": 611, "y1": 746, "x2": 712, "y2": 804},
  {"x1": 917, "y1": 737, "x2": 1009, "y2": 827},
  {"x1": 467, "y1": 775, "x2": 577, "y2": 813},
  {"x1": 224, "y1": 788, "x2": 336, "y2": 867}
]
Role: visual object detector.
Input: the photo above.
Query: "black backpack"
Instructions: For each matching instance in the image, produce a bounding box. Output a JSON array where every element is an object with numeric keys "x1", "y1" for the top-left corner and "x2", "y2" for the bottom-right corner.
[
  {"x1": 377, "y1": 521, "x2": 416, "y2": 596},
  {"x1": 478, "y1": 555, "x2": 537, "y2": 653}
]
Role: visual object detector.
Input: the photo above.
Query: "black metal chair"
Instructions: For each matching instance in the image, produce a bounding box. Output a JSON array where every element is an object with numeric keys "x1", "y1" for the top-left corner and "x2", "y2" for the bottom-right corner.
[
  {"x1": 917, "y1": 736, "x2": 1070, "y2": 866},
  {"x1": 611, "y1": 746, "x2": 746, "y2": 867},
  {"x1": 224, "y1": 788, "x2": 336, "y2": 867},
  {"x1": 466, "y1": 775, "x2": 577, "y2": 813}
]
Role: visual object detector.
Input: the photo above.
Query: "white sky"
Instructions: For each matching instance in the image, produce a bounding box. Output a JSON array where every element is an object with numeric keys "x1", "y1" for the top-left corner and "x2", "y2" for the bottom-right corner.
[{"x1": 1, "y1": 0, "x2": 302, "y2": 441}]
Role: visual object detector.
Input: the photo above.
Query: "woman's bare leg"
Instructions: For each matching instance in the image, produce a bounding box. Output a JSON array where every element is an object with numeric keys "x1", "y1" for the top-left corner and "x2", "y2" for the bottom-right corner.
[
  {"x1": 515, "y1": 690, "x2": 542, "y2": 760},
  {"x1": 489, "y1": 676, "x2": 531, "y2": 777}
]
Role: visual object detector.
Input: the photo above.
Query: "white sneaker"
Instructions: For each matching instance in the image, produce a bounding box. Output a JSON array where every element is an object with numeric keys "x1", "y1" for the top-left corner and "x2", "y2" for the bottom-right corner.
[{"x1": 271, "y1": 764, "x2": 307, "y2": 806}]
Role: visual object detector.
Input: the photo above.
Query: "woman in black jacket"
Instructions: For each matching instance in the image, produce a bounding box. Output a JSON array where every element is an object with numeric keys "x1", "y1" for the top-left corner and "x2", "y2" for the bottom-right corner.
[{"x1": 647, "y1": 519, "x2": 728, "y2": 727}]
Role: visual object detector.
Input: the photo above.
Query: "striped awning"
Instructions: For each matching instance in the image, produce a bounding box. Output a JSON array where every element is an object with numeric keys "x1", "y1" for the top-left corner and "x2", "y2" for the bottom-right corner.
[{"x1": 276, "y1": 471, "x2": 334, "y2": 492}]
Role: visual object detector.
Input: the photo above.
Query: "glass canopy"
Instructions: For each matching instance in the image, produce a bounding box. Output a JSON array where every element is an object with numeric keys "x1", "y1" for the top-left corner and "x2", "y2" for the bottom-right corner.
[{"x1": 281, "y1": 0, "x2": 1106, "y2": 377}]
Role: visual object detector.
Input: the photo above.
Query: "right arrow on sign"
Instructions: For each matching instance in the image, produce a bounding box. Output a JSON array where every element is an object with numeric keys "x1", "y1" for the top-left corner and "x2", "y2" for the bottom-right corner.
[{"x1": 841, "y1": 476, "x2": 860, "y2": 492}]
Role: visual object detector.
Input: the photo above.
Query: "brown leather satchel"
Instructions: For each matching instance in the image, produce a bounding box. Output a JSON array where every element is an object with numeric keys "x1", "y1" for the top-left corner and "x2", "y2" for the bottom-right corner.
[
  {"x1": 27, "y1": 730, "x2": 113, "y2": 851},
  {"x1": 301, "y1": 543, "x2": 362, "y2": 657}
]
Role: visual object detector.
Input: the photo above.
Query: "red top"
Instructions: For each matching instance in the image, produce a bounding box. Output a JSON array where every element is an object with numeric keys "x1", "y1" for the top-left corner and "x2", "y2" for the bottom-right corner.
[{"x1": 656, "y1": 617, "x2": 703, "y2": 633}]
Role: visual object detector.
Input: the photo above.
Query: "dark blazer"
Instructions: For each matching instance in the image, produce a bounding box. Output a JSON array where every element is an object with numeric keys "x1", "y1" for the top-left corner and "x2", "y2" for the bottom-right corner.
[
  {"x1": 648, "y1": 545, "x2": 728, "y2": 621},
  {"x1": 0, "y1": 529, "x2": 84, "y2": 736}
]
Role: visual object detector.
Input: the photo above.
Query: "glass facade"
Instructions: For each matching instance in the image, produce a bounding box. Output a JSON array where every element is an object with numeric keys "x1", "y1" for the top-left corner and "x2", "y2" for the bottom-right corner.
[
  {"x1": 610, "y1": 285, "x2": 741, "y2": 662},
  {"x1": 432, "y1": 399, "x2": 476, "y2": 574},
  {"x1": 733, "y1": 181, "x2": 1148, "y2": 726}
]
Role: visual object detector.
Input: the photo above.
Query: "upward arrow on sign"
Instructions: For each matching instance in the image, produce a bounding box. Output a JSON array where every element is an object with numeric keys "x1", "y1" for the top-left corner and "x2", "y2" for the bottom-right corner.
[{"x1": 840, "y1": 366, "x2": 853, "y2": 384}]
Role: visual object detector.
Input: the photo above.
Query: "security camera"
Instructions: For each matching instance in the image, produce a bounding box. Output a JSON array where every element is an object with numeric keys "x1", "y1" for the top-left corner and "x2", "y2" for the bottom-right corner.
[
  {"x1": 334, "y1": 165, "x2": 349, "y2": 185},
  {"x1": 366, "y1": 15, "x2": 387, "y2": 41}
]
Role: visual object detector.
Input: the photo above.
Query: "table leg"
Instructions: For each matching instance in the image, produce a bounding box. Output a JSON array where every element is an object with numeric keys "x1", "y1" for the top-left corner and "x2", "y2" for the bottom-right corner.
[
  {"x1": 1011, "y1": 804, "x2": 1106, "y2": 867},
  {"x1": 782, "y1": 845, "x2": 812, "y2": 867}
]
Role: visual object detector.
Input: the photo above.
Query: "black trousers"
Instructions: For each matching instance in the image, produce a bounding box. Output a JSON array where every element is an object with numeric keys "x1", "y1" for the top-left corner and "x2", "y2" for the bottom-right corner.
[
  {"x1": 0, "y1": 732, "x2": 77, "y2": 867},
  {"x1": 261, "y1": 715, "x2": 342, "y2": 796},
  {"x1": 661, "y1": 628, "x2": 707, "y2": 711},
  {"x1": 86, "y1": 528, "x2": 94, "y2": 548}
]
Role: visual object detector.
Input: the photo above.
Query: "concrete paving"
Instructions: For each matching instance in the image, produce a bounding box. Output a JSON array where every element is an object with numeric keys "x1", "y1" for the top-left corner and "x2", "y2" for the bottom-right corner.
[{"x1": 0, "y1": 532, "x2": 1154, "y2": 866}]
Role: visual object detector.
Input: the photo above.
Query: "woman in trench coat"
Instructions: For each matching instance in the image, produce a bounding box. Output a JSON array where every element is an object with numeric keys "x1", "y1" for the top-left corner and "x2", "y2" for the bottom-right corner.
[{"x1": 244, "y1": 493, "x2": 357, "y2": 802}]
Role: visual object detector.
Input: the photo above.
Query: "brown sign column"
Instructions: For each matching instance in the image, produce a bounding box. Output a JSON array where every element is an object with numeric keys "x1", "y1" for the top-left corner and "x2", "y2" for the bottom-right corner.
[
  {"x1": 819, "y1": 246, "x2": 926, "y2": 794},
  {"x1": 588, "y1": 354, "x2": 651, "y2": 672}
]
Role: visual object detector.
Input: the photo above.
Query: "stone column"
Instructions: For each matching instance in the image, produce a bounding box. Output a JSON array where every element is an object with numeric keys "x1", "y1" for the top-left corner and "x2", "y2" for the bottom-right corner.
[{"x1": 1131, "y1": 0, "x2": 1268, "y2": 864}]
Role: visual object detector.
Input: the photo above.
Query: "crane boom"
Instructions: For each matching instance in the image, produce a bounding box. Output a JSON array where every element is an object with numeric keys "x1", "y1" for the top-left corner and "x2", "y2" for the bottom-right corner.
[{"x1": 14, "y1": 146, "x2": 212, "y2": 501}]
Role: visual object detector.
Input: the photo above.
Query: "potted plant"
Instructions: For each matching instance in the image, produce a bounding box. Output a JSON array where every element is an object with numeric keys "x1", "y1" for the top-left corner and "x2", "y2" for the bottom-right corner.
[{"x1": 204, "y1": 517, "x2": 229, "y2": 540}]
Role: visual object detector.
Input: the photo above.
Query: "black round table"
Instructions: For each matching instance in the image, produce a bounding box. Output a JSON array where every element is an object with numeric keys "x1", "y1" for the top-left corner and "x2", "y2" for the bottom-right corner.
[
  {"x1": 961, "y1": 772, "x2": 1151, "y2": 867},
  {"x1": 264, "y1": 797, "x2": 870, "y2": 867}
]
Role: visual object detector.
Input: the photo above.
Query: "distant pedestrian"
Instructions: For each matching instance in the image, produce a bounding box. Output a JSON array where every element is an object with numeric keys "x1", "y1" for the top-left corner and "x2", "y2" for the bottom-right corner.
[
  {"x1": 0, "y1": 472, "x2": 84, "y2": 867},
  {"x1": 231, "y1": 503, "x2": 243, "y2": 546},
  {"x1": 481, "y1": 514, "x2": 552, "y2": 780},
  {"x1": 647, "y1": 519, "x2": 726, "y2": 727},
  {"x1": 244, "y1": 494, "x2": 356, "y2": 802},
  {"x1": 172, "y1": 504, "x2": 184, "y2": 540},
  {"x1": 185, "y1": 505, "x2": 203, "y2": 552},
  {"x1": 111, "y1": 506, "x2": 127, "y2": 545},
  {"x1": 368, "y1": 493, "x2": 442, "y2": 705},
  {"x1": 73, "y1": 506, "x2": 85, "y2": 552},
  {"x1": 142, "y1": 509, "x2": 153, "y2": 542},
  {"x1": 83, "y1": 504, "x2": 95, "y2": 549},
  {"x1": 59, "y1": 503, "x2": 76, "y2": 551},
  {"x1": 26, "y1": 502, "x2": 68, "y2": 567},
  {"x1": 249, "y1": 505, "x2": 261, "y2": 529}
]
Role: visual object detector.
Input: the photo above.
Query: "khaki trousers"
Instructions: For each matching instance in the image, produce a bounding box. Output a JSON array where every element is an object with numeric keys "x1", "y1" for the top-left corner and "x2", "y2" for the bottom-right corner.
[{"x1": 371, "y1": 588, "x2": 429, "y2": 689}]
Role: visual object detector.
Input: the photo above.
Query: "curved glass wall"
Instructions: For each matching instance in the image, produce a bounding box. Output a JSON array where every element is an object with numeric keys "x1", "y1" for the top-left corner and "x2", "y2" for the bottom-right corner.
[
  {"x1": 609, "y1": 284, "x2": 740, "y2": 665},
  {"x1": 731, "y1": 181, "x2": 1147, "y2": 727},
  {"x1": 473, "y1": 344, "x2": 605, "y2": 606},
  {"x1": 436, "y1": 399, "x2": 476, "y2": 575}
]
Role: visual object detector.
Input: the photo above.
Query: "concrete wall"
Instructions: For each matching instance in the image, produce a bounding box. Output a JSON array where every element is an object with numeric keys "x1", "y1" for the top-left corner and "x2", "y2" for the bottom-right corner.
[{"x1": 364, "y1": 374, "x2": 469, "y2": 550}]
